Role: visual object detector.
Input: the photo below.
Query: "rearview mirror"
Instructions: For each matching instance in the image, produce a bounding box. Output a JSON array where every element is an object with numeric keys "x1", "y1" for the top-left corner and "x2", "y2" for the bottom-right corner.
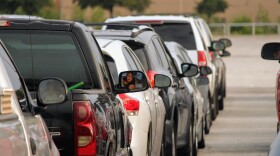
[
  {"x1": 154, "y1": 74, "x2": 171, "y2": 88},
  {"x1": 219, "y1": 38, "x2": 232, "y2": 48},
  {"x1": 212, "y1": 41, "x2": 225, "y2": 51},
  {"x1": 119, "y1": 71, "x2": 149, "y2": 92},
  {"x1": 200, "y1": 66, "x2": 212, "y2": 76},
  {"x1": 220, "y1": 50, "x2": 231, "y2": 57},
  {"x1": 37, "y1": 78, "x2": 68, "y2": 105},
  {"x1": 261, "y1": 42, "x2": 280, "y2": 60},
  {"x1": 181, "y1": 63, "x2": 198, "y2": 77}
]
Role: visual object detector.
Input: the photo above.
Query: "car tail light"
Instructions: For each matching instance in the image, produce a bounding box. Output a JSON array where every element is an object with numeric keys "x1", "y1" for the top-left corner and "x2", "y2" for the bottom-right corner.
[
  {"x1": 209, "y1": 51, "x2": 214, "y2": 60},
  {"x1": 119, "y1": 94, "x2": 139, "y2": 116},
  {"x1": 198, "y1": 51, "x2": 207, "y2": 67},
  {"x1": 146, "y1": 70, "x2": 157, "y2": 88},
  {"x1": 0, "y1": 21, "x2": 10, "y2": 27},
  {"x1": 74, "y1": 101, "x2": 97, "y2": 156}
]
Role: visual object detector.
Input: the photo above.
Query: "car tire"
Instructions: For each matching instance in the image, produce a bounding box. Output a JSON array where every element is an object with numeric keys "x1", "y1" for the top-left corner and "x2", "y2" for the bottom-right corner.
[
  {"x1": 198, "y1": 120, "x2": 205, "y2": 149},
  {"x1": 211, "y1": 92, "x2": 218, "y2": 121},
  {"x1": 218, "y1": 96, "x2": 224, "y2": 110},
  {"x1": 205, "y1": 96, "x2": 212, "y2": 134},
  {"x1": 178, "y1": 112, "x2": 194, "y2": 156},
  {"x1": 147, "y1": 124, "x2": 152, "y2": 156},
  {"x1": 171, "y1": 121, "x2": 177, "y2": 156}
]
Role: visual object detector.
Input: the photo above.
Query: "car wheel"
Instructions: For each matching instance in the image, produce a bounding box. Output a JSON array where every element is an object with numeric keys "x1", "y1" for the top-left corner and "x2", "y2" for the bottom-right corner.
[
  {"x1": 171, "y1": 121, "x2": 177, "y2": 156},
  {"x1": 160, "y1": 123, "x2": 165, "y2": 156},
  {"x1": 198, "y1": 120, "x2": 205, "y2": 149},
  {"x1": 218, "y1": 96, "x2": 224, "y2": 110},
  {"x1": 178, "y1": 113, "x2": 193, "y2": 156},
  {"x1": 205, "y1": 96, "x2": 212, "y2": 134},
  {"x1": 211, "y1": 92, "x2": 218, "y2": 121},
  {"x1": 107, "y1": 143, "x2": 114, "y2": 156},
  {"x1": 147, "y1": 125, "x2": 152, "y2": 156}
]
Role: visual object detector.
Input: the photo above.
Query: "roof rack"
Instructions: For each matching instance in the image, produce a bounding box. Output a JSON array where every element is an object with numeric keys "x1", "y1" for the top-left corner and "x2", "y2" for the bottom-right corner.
[{"x1": 85, "y1": 22, "x2": 154, "y2": 37}]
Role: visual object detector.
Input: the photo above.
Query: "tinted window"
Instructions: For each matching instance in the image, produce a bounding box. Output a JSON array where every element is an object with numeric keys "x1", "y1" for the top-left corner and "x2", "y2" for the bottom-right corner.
[
  {"x1": 125, "y1": 41, "x2": 150, "y2": 70},
  {"x1": 104, "y1": 55, "x2": 118, "y2": 85},
  {"x1": 123, "y1": 47, "x2": 138, "y2": 70},
  {"x1": 0, "y1": 30, "x2": 93, "y2": 91},
  {"x1": 0, "y1": 45, "x2": 29, "y2": 112},
  {"x1": 152, "y1": 37, "x2": 169, "y2": 69},
  {"x1": 152, "y1": 23, "x2": 196, "y2": 50}
]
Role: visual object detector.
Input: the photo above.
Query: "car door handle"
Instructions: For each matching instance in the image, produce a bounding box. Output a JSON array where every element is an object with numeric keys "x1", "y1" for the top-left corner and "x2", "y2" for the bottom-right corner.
[{"x1": 30, "y1": 137, "x2": 37, "y2": 155}]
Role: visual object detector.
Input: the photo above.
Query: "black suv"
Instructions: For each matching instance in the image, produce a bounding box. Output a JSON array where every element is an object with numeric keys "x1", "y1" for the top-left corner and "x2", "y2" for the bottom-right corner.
[
  {"x1": 0, "y1": 19, "x2": 147, "y2": 156},
  {"x1": 92, "y1": 25, "x2": 199, "y2": 155}
]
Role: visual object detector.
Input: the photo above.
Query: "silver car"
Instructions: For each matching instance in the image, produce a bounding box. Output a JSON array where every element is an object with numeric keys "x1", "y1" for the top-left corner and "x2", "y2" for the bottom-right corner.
[{"x1": 0, "y1": 40, "x2": 59, "y2": 156}]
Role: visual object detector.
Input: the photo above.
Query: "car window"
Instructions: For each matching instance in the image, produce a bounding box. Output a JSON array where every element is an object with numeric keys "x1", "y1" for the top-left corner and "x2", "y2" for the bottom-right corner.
[
  {"x1": 152, "y1": 37, "x2": 169, "y2": 69},
  {"x1": 0, "y1": 30, "x2": 94, "y2": 91},
  {"x1": 125, "y1": 41, "x2": 150, "y2": 71},
  {"x1": 123, "y1": 47, "x2": 138, "y2": 70},
  {"x1": 152, "y1": 23, "x2": 196, "y2": 50},
  {"x1": 104, "y1": 55, "x2": 118, "y2": 85},
  {"x1": 126, "y1": 48, "x2": 146, "y2": 73},
  {"x1": 179, "y1": 47, "x2": 192, "y2": 63},
  {"x1": 0, "y1": 45, "x2": 30, "y2": 112}
]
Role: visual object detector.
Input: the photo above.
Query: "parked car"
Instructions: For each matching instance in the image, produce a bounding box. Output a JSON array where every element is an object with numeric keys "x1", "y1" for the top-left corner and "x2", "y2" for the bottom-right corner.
[
  {"x1": 261, "y1": 42, "x2": 280, "y2": 156},
  {"x1": 194, "y1": 16, "x2": 231, "y2": 110},
  {"x1": 0, "y1": 18, "x2": 140, "y2": 156},
  {"x1": 105, "y1": 15, "x2": 222, "y2": 122},
  {"x1": 164, "y1": 41, "x2": 212, "y2": 149},
  {"x1": 96, "y1": 38, "x2": 169, "y2": 156},
  {"x1": 261, "y1": 42, "x2": 280, "y2": 131},
  {"x1": 0, "y1": 40, "x2": 59, "y2": 156},
  {"x1": 93, "y1": 25, "x2": 199, "y2": 156}
]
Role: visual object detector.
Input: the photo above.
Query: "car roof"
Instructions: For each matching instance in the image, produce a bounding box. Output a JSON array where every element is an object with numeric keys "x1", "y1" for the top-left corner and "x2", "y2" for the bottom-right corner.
[
  {"x1": 93, "y1": 29, "x2": 156, "y2": 45},
  {"x1": 0, "y1": 18, "x2": 77, "y2": 31},
  {"x1": 106, "y1": 15, "x2": 192, "y2": 23}
]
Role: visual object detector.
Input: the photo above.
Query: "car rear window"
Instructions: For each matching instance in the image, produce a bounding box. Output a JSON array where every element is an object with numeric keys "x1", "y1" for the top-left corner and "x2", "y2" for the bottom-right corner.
[
  {"x1": 151, "y1": 23, "x2": 196, "y2": 50},
  {"x1": 0, "y1": 30, "x2": 94, "y2": 91}
]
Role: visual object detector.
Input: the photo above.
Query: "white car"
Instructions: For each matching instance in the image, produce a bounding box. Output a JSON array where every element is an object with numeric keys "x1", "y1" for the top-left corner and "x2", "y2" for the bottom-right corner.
[
  {"x1": 96, "y1": 38, "x2": 168, "y2": 156},
  {"x1": 105, "y1": 15, "x2": 219, "y2": 121},
  {"x1": 0, "y1": 40, "x2": 59, "y2": 156}
]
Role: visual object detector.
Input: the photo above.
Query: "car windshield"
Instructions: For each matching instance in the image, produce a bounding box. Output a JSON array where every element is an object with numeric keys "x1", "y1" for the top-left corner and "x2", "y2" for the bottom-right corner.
[
  {"x1": 0, "y1": 30, "x2": 93, "y2": 91},
  {"x1": 151, "y1": 23, "x2": 196, "y2": 50}
]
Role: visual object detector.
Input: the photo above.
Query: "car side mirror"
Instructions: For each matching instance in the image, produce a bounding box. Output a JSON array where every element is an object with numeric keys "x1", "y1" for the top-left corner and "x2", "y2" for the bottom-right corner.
[
  {"x1": 211, "y1": 41, "x2": 225, "y2": 51},
  {"x1": 37, "y1": 78, "x2": 68, "y2": 105},
  {"x1": 154, "y1": 74, "x2": 171, "y2": 88},
  {"x1": 118, "y1": 71, "x2": 149, "y2": 92},
  {"x1": 219, "y1": 38, "x2": 232, "y2": 48},
  {"x1": 200, "y1": 66, "x2": 212, "y2": 76},
  {"x1": 220, "y1": 50, "x2": 231, "y2": 57},
  {"x1": 261, "y1": 42, "x2": 280, "y2": 60},
  {"x1": 181, "y1": 63, "x2": 198, "y2": 77}
]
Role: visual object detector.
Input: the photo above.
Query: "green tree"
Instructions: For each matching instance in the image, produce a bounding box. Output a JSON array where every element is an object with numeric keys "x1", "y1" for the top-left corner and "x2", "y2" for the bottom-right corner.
[
  {"x1": 0, "y1": 0, "x2": 50, "y2": 15},
  {"x1": 74, "y1": 0, "x2": 122, "y2": 17},
  {"x1": 196, "y1": 0, "x2": 228, "y2": 22},
  {"x1": 122, "y1": 0, "x2": 151, "y2": 14}
]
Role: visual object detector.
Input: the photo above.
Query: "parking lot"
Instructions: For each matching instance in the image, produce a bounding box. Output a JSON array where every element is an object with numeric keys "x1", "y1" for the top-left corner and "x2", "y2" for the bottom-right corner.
[{"x1": 198, "y1": 35, "x2": 279, "y2": 156}]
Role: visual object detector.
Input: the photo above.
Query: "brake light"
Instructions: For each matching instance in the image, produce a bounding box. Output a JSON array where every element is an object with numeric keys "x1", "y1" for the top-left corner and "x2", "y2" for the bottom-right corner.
[
  {"x1": 0, "y1": 21, "x2": 10, "y2": 27},
  {"x1": 119, "y1": 94, "x2": 139, "y2": 116},
  {"x1": 135, "y1": 20, "x2": 163, "y2": 24},
  {"x1": 74, "y1": 101, "x2": 96, "y2": 156},
  {"x1": 146, "y1": 70, "x2": 157, "y2": 88},
  {"x1": 198, "y1": 51, "x2": 207, "y2": 67},
  {"x1": 209, "y1": 51, "x2": 214, "y2": 60}
]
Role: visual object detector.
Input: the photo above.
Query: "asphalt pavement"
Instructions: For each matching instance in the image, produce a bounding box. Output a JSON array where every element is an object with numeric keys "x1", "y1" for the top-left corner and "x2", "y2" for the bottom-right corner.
[{"x1": 198, "y1": 35, "x2": 279, "y2": 156}]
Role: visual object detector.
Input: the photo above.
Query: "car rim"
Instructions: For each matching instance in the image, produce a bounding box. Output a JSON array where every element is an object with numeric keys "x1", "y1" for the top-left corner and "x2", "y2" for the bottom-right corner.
[{"x1": 172, "y1": 126, "x2": 176, "y2": 156}]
